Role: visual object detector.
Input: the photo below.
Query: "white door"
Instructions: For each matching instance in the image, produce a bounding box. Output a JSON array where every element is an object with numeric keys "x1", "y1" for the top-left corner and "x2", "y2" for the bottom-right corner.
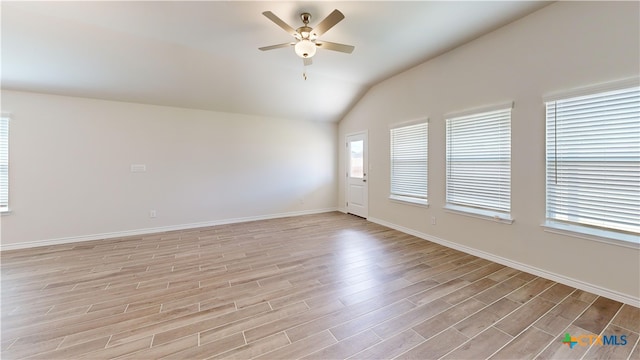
[{"x1": 346, "y1": 132, "x2": 368, "y2": 218}]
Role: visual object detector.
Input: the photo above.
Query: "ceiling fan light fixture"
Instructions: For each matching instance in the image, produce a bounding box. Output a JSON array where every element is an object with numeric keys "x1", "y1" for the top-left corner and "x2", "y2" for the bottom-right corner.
[{"x1": 294, "y1": 39, "x2": 316, "y2": 58}]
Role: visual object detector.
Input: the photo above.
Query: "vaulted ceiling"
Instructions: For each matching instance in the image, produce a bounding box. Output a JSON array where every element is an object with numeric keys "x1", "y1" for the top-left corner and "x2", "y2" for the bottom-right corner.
[{"x1": 1, "y1": 1, "x2": 551, "y2": 123}]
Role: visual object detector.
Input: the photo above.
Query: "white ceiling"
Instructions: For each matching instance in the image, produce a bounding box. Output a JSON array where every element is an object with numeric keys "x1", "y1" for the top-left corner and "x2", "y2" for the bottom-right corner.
[{"x1": 1, "y1": 1, "x2": 551, "y2": 123}]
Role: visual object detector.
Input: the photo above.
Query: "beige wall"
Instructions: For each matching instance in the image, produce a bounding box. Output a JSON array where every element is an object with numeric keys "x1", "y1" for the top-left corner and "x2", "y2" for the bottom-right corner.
[
  {"x1": 338, "y1": 2, "x2": 640, "y2": 303},
  {"x1": 1, "y1": 90, "x2": 337, "y2": 248}
]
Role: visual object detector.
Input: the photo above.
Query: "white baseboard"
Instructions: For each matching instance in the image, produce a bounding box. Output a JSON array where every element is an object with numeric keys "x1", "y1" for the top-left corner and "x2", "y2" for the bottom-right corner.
[
  {"x1": 368, "y1": 217, "x2": 640, "y2": 308},
  {"x1": 0, "y1": 208, "x2": 338, "y2": 251}
]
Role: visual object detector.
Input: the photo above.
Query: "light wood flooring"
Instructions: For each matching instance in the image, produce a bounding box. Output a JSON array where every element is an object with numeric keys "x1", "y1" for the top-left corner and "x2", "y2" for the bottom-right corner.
[{"x1": 1, "y1": 212, "x2": 638, "y2": 359}]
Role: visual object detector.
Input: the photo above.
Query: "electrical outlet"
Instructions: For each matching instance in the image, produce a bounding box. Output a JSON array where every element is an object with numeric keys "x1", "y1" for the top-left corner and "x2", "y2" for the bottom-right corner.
[
  {"x1": 431, "y1": 216, "x2": 436, "y2": 225},
  {"x1": 150, "y1": 210, "x2": 157, "y2": 218}
]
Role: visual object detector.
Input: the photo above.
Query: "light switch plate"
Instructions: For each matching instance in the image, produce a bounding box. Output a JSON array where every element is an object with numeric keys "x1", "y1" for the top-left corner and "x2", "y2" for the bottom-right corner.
[{"x1": 130, "y1": 164, "x2": 146, "y2": 172}]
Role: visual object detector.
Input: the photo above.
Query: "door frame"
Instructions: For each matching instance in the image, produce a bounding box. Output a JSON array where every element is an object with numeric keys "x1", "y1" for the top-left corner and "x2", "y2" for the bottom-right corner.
[{"x1": 345, "y1": 130, "x2": 369, "y2": 218}]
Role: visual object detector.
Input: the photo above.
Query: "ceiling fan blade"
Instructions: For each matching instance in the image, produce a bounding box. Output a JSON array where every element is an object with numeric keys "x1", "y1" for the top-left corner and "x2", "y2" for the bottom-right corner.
[
  {"x1": 303, "y1": 57, "x2": 313, "y2": 66},
  {"x1": 316, "y1": 41, "x2": 354, "y2": 54},
  {"x1": 262, "y1": 11, "x2": 297, "y2": 36},
  {"x1": 259, "y1": 43, "x2": 294, "y2": 51},
  {"x1": 313, "y1": 9, "x2": 345, "y2": 37}
]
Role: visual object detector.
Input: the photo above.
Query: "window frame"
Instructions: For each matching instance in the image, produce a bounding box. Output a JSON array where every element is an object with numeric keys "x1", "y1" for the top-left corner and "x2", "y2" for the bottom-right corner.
[
  {"x1": 542, "y1": 77, "x2": 640, "y2": 247},
  {"x1": 389, "y1": 118, "x2": 429, "y2": 207},
  {"x1": 444, "y1": 102, "x2": 513, "y2": 223}
]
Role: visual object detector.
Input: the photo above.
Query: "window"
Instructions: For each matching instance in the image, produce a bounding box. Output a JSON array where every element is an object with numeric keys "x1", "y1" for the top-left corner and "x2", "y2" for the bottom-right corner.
[
  {"x1": 445, "y1": 104, "x2": 512, "y2": 221},
  {"x1": 349, "y1": 139, "x2": 364, "y2": 178},
  {"x1": 545, "y1": 82, "x2": 640, "y2": 242},
  {"x1": 0, "y1": 114, "x2": 9, "y2": 212},
  {"x1": 390, "y1": 120, "x2": 428, "y2": 206}
]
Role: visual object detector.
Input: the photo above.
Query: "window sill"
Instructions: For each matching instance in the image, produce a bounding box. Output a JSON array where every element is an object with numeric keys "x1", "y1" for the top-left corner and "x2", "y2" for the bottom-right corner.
[
  {"x1": 1, "y1": 208, "x2": 12, "y2": 216},
  {"x1": 542, "y1": 221, "x2": 639, "y2": 249},
  {"x1": 389, "y1": 195, "x2": 429, "y2": 208},
  {"x1": 444, "y1": 204, "x2": 513, "y2": 224}
]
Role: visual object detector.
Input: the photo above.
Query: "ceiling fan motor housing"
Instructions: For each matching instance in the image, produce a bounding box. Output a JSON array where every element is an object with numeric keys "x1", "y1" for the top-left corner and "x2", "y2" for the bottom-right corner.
[
  {"x1": 295, "y1": 12, "x2": 316, "y2": 58},
  {"x1": 296, "y1": 12, "x2": 315, "y2": 41}
]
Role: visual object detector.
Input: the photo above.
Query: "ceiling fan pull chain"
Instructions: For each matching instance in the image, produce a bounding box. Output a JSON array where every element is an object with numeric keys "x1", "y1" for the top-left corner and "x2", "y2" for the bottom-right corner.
[{"x1": 302, "y1": 60, "x2": 308, "y2": 80}]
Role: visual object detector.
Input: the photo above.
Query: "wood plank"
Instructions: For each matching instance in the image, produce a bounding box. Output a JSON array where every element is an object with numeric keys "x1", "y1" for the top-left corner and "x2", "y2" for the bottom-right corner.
[
  {"x1": 534, "y1": 312, "x2": 573, "y2": 335},
  {"x1": 161, "y1": 332, "x2": 246, "y2": 360},
  {"x1": 611, "y1": 304, "x2": 640, "y2": 333},
  {"x1": 347, "y1": 329, "x2": 425, "y2": 360},
  {"x1": 484, "y1": 297, "x2": 521, "y2": 317},
  {"x1": 573, "y1": 296, "x2": 623, "y2": 335},
  {"x1": 253, "y1": 330, "x2": 337, "y2": 360},
  {"x1": 210, "y1": 332, "x2": 290, "y2": 360},
  {"x1": 539, "y1": 283, "x2": 575, "y2": 304},
  {"x1": 412, "y1": 298, "x2": 487, "y2": 340},
  {"x1": 494, "y1": 297, "x2": 556, "y2": 336},
  {"x1": 548, "y1": 296, "x2": 592, "y2": 321},
  {"x1": 329, "y1": 299, "x2": 416, "y2": 341},
  {"x1": 372, "y1": 299, "x2": 452, "y2": 339},
  {"x1": 442, "y1": 326, "x2": 512, "y2": 359},
  {"x1": 454, "y1": 307, "x2": 503, "y2": 338},
  {"x1": 474, "y1": 276, "x2": 528, "y2": 305},
  {"x1": 301, "y1": 330, "x2": 381, "y2": 360},
  {"x1": 407, "y1": 278, "x2": 470, "y2": 306},
  {"x1": 396, "y1": 327, "x2": 468, "y2": 360},
  {"x1": 489, "y1": 327, "x2": 554, "y2": 359},
  {"x1": 506, "y1": 277, "x2": 556, "y2": 304},
  {"x1": 438, "y1": 277, "x2": 498, "y2": 305}
]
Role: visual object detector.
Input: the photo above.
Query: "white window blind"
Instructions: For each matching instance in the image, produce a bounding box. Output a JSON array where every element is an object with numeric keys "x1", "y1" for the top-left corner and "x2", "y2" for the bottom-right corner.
[
  {"x1": 0, "y1": 115, "x2": 9, "y2": 211},
  {"x1": 390, "y1": 121, "x2": 428, "y2": 204},
  {"x1": 546, "y1": 85, "x2": 640, "y2": 235},
  {"x1": 446, "y1": 107, "x2": 511, "y2": 215}
]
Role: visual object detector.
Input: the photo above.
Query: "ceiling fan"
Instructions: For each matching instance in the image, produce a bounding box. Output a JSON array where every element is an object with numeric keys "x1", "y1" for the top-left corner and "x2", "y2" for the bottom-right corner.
[{"x1": 259, "y1": 9, "x2": 355, "y2": 67}]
